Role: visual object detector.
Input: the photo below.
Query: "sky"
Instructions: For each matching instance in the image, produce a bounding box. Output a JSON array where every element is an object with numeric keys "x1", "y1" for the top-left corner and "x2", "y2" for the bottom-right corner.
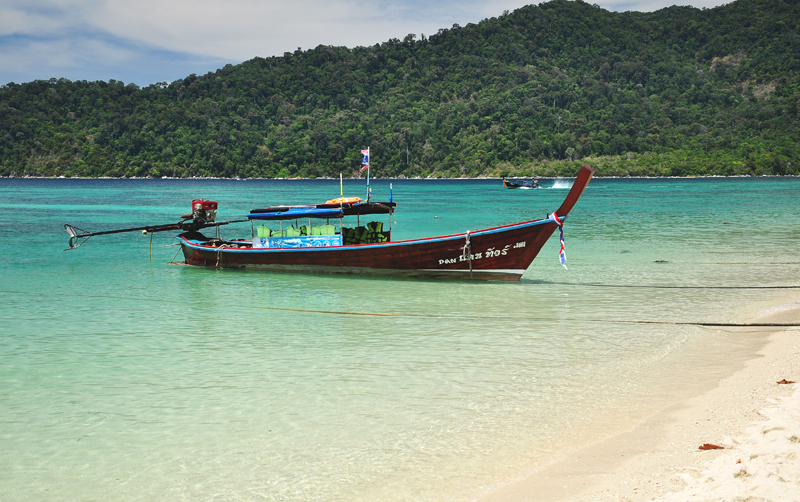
[{"x1": 0, "y1": 0, "x2": 732, "y2": 87}]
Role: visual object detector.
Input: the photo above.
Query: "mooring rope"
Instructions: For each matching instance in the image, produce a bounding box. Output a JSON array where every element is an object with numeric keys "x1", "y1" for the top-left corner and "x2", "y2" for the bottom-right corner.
[
  {"x1": 535, "y1": 281, "x2": 800, "y2": 290},
  {"x1": 168, "y1": 245, "x2": 182, "y2": 264},
  {"x1": 215, "y1": 244, "x2": 228, "y2": 267},
  {"x1": 462, "y1": 231, "x2": 473, "y2": 280},
  {"x1": 593, "y1": 319, "x2": 800, "y2": 327},
  {"x1": 1, "y1": 289, "x2": 798, "y2": 326}
]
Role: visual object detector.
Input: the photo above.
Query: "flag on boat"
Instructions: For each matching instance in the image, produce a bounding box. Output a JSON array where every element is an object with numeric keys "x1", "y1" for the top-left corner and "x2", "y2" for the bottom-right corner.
[
  {"x1": 360, "y1": 148, "x2": 369, "y2": 172},
  {"x1": 548, "y1": 212, "x2": 567, "y2": 270}
]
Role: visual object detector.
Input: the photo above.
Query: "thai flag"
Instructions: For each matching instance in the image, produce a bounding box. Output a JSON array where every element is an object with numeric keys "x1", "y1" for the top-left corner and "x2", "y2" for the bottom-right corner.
[
  {"x1": 360, "y1": 148, "x2": 369, "y2": 173},
  {"x1": 549, "y1": 212, "x2": 567, "y2": 270}
]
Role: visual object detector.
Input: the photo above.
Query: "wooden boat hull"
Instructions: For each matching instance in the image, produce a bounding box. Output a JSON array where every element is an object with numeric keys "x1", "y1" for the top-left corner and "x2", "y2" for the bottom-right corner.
[
  {"x1": 182, "y1": 219, "x2": 556, "y2": 280},
  {"x1": 179, "y1": 166, "x2": 594, "y2": 280}
]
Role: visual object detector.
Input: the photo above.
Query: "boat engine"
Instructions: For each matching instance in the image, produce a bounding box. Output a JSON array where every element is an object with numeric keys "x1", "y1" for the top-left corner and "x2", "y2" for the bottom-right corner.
[{"x1": 191, "y1": 199, "x2": 217, "y2": 223}]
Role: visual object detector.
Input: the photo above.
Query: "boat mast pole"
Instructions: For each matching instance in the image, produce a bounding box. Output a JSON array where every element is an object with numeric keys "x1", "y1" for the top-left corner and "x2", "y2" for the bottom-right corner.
[{"x1": 366, "y1": 147, "x2": 370, "y2": 202}]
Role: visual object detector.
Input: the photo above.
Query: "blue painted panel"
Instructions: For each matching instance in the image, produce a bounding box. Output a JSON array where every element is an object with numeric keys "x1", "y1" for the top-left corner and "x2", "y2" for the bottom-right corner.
[{"x1": 252, "y1": 235, "x2": 342, "y2": 248}]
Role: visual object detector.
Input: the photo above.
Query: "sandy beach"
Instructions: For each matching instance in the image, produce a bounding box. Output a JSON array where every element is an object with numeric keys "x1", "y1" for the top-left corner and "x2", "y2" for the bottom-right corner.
[{"x1": 478, "y1": 303, "x2": 800, "y2": 502}]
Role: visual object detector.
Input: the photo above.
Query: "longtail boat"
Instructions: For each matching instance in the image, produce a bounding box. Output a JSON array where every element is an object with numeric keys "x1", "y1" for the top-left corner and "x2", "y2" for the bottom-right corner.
[
  {"x1": 503, "y1": 177, "x2": 540, "y2": 189},
  {"x1": 64, "y1": 166, "x2": 593, "y2": 280},
  {"x1": 177, "y1": 165, "x2": 593, "y2": 280}
]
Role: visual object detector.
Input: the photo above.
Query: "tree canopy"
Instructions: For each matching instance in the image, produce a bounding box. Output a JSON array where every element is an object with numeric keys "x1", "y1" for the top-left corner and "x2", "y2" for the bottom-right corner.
[{"x1": 1, "y1": 0, "x2": 798, "y2": 178}]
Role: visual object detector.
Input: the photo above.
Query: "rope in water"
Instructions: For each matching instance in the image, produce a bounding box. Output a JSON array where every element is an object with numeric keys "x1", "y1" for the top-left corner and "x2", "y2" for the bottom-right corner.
[
  {"x1": 593, "y1": 320, "x2": 800, "y2": 327},
  {"x1": 535, "y1": 282, "x2": 800, "y2": 290},
  {"x1": 1, "y1": 289, "x2": 798, "y2": 326},
  {"x1": 215, "y1": 244, "x2": 228, "y2": 267},
  {"x1": 169, "y1": 245, "x2": 182, "y2": 264}
]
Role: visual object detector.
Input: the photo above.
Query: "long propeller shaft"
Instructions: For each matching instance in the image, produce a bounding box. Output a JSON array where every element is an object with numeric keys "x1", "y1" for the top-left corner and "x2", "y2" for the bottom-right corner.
[{"x1": 64, "y1": 219, "x2": 247, "y2": 250}]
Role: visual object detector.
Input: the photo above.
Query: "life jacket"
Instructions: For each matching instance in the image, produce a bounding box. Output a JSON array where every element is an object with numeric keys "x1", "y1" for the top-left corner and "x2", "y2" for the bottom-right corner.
[
  {"x1": 354, "y1": 226, "x2": 368, "y2": 243},
  {"x1": 342, "y1": 227, "x2": 356, "y2": 244},
  {"x1": 364, "y1": 221, "x2": 385, "y2": 243}
]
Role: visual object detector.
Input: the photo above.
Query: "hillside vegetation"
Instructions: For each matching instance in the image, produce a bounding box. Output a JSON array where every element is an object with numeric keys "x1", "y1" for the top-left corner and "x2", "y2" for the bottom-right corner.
[{"x1": 1, "y1": 0, "x2": 799, "y2": 178}]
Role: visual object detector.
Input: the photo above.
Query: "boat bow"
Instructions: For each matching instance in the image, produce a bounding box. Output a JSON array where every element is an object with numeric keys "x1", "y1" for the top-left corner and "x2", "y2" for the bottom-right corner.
[{"x1": 555, "y1": 165, "x2": 594, "y2": 217}]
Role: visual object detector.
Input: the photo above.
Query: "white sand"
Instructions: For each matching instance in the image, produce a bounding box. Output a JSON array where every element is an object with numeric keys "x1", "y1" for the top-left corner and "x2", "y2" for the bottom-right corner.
[
  {"x1": 478, "y1": 306, "x2": 800, "y2": 502},
  {"x1": 656, "y1": 384, "x2": 800, "y2": 502}
]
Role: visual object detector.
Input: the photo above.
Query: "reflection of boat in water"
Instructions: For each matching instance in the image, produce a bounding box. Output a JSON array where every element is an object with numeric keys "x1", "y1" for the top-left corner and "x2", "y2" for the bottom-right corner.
[
  {"x1": 503, "y1": 177, "x2": 540, "y2": 189},
  {"x1": 177, "y1": 166, "x2": 594, "y2": 280}
]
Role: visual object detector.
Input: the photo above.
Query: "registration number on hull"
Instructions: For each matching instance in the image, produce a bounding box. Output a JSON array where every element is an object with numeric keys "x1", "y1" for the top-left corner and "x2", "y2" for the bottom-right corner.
[{"x1": 437, "y1": 241, "x2": 525, "y2": 266}]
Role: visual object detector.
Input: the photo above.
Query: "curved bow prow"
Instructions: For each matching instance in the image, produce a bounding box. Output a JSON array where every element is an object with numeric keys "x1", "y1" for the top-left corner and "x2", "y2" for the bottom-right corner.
[{"x1": 555, "y1": 165, "x2": 595, "y2": 218}]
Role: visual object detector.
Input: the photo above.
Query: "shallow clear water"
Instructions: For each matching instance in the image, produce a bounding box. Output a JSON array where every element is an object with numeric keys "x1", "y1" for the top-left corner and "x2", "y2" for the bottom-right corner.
[{"x1": 1, "y1": 177, "x2": 799, "y2": 501}]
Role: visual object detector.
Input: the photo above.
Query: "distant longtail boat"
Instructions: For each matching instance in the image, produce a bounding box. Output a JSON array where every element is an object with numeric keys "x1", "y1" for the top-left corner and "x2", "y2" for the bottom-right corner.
[{"x1": 503, "y1": 177, "x2": 540, "y2": 189}]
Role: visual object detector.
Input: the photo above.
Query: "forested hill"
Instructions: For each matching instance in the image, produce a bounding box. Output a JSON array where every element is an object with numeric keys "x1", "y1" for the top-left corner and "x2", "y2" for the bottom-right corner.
[{"x1": 1, "y1": 0, "x2": 799, "y2": 178}]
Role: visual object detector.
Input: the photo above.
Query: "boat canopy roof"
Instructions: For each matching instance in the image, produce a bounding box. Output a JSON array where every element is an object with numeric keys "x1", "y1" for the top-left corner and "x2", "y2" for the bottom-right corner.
[{"x1": 248, "y1": 201, "x2": 396, "y2": 221}]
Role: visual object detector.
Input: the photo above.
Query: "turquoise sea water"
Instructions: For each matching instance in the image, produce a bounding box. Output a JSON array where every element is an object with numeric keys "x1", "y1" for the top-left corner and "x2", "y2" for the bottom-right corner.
[{"x1": 1, "y1": 177, "x2": 799, "y2": 501}]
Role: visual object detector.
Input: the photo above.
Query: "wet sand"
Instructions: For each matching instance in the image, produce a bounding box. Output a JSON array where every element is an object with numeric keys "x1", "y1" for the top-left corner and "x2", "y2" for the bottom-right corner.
[{"x1": 478, "y1": 303, "x2": 800, "y2": 502}]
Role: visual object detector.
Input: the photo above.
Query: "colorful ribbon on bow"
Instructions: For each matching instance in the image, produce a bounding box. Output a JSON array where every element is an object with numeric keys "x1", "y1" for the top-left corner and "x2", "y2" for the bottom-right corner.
[{"x1": 548, "y1": 212, "x2": 567, "y2": 270}]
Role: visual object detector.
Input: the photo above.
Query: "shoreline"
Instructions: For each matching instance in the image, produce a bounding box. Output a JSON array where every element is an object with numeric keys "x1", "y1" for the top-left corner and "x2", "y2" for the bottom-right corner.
[
  {"x1": 477, "y1": 302, "x2": 800, "y2": 501},
  {"x1": 2, "y1": 175, "x2": 798, "y2": 181}
]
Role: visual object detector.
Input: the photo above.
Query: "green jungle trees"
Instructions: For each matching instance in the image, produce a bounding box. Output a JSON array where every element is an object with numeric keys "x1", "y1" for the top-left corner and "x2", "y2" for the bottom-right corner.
[{"x1": 1, "y1": 0, "x2": 798, "y2": 178}]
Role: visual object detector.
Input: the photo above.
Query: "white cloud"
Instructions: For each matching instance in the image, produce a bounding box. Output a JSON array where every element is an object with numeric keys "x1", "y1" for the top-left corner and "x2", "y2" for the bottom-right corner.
[
  {"x1": 90, "y1": 0, "x2": 500, "y2": 60},
  {"x1": 0, "y1": 0, "x2": 736, "y2": 85},
  {"x1": 0, "y1": 31, "x2": 231, "y2": 85},
  {"x1": 1, "y1": 1, "x2": 534, "y2": 64},
  {"x1": 0, "y1": 6, "x2": 65, "y2": 37},
  {"x1": 0, "y1": 36, "x2": 133, "y2": 80}
]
